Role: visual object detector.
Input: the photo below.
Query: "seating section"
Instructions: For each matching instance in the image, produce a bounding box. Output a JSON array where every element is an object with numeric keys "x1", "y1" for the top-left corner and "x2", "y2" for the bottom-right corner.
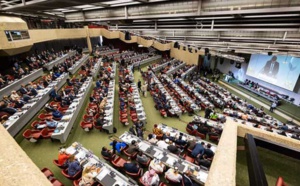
[{"x1": 41, "y1": 167, "x2": 64, "y2": 186}]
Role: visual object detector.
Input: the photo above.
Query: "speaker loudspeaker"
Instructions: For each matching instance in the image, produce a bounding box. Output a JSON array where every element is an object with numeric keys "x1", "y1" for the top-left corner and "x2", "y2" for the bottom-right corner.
[
  {"x1": 183, "y1": 46, "x2": 186, "y2": 51},
  {"x1": 125, "y1": 32, "x2": 131, "y2": 40},
  {"x1": 220, "y1": 58, "x2": 224, "y2": 65},
  {"x1": 174, "y1": 42, "x2": 179, "y2": 48},
  {"x1": 230, "y1": 60, "x2": 235, "y2": 64},
  {"x1": 268, "y1": 52, "x2": 272, "y2": 56}
]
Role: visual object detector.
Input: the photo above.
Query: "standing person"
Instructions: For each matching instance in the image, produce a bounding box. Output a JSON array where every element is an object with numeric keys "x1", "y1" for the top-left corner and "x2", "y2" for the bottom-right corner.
[
  {"x1": 137, "y1": 79, "x2": 142, "y2": 93},
  {"x1": 204, "y1": 107, "x2": 212, "y2": 119},
  {"x1": 270, "y1": 101, "x2": 277, "y2": 113},
  {"x1": 141, "y1": 82, "x2": 147, "y2": 97}
]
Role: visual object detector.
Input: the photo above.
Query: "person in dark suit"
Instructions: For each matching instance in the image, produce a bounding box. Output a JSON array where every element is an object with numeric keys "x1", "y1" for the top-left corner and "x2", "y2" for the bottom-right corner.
[
  {"x1": 261, "y1": 56, "x2": 280, "y2": 78},
  {"x1": 123, "y1": 161, "x2": 140, "y2": 174},
  {"x1": 101, "y1": 147, "x2": 114, "y2": 160},
  {"x1": 182, "y1": 170, "x2": 197, "y2": 186}
]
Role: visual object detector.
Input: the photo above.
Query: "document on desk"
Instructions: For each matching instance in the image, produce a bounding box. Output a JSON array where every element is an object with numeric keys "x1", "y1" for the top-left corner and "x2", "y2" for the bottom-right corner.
[
  {"x1": 139, "y1": 143, "x2": 149, "y2": 151},
  {"x1": 96, "y1": 168, "x2": 109, "y2": 180},
  {"x1": 66, "y1": 147, "x2": 76, "y2": 155},
  {"x1": 198, "y1": 172, "x2": 208, "y2": 182}
]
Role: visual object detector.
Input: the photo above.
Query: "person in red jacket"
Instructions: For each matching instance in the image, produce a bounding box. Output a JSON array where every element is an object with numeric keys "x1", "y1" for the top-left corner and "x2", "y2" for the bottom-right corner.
[{"x1": 58, "y1": 148, "x2": 70, "y2": 165}]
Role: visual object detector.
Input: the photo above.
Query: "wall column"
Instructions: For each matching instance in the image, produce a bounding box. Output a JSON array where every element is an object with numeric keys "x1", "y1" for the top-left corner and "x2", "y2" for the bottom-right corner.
[
  {"x1": 84, "y1": 26, "x2": 92, "y2": 53},
  {"x1": 206, "y1": 120, "x2": 237, "y2": 186},
  {"x1": 0, "y1": 125, "x2": 52, "y2": 186}
]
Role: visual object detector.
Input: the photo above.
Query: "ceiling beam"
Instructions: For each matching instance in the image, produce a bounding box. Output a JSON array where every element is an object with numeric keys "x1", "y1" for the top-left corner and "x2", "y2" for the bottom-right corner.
[{"x1": 133, "y1": 0, "x2": 149, "y2": 3}]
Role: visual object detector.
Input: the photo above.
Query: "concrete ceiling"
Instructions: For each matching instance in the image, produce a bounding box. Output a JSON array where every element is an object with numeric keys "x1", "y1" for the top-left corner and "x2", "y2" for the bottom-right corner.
[{"x1": 1, "y1": 0, "x2": 300, "y2": 55}]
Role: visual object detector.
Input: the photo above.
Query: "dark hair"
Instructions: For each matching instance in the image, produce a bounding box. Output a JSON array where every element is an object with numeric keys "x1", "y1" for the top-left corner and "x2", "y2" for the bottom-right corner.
[
  {"x1": 148, "y1": 134, "x2": 153, "y2": 139},
  {"x1": 138, "y1": 151, "x2": 143, "y2": 156},
  {"x1": 207, "y1": 144, "x2": 211, "y2": 148},
  {"x1": 131, "y1": 140, "x2": 136, "y2": 145}
]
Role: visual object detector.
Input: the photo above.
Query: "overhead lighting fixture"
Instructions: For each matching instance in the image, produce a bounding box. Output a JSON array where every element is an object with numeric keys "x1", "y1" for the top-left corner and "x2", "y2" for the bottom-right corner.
[
  {"x1": 244, "y1": 14, "x2": 300, "y2": 18},
  {"x1": 194, "y1": 16, "x2": 234, "y2": 20}
]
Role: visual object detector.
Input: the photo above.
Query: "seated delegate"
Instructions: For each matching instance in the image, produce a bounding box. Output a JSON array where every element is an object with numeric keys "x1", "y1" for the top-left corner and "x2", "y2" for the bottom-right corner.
[
  {"x1": 141, "y1": 169, "x2": 160, "y2": 186},
  {"x1": 67, "y1": 155, "x2": 82, "y2": 176},
  {"x1": 79, "y1": 165, "x2": 100, "y2": 186},
  {"x1": 165, "y1": 167, "x2": 182, "y2": 183},
  {"x1": 123, "y1": 161, "x2": 140, "y2": 174},
  {"x1": 101, "y1": 146, "x2": 114, "y2": 160},
  {"x1": 57, "y1": 148, "x2": 70, "y2": 166}
]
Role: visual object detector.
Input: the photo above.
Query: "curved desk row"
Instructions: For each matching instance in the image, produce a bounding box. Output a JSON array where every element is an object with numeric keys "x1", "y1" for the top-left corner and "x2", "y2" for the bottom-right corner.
[
  {"x1": 43, "y1": 50, "x2": 77, "y2": 71},
  {"x1": 127, "y1": 64, "x2": 147, "y2": 123},
  {"x1": 4, "y1": 73, "x2": 69, "y2": 137},
  {"x1": 51, "y1": 77, "x2": 93, "y2": 143},
  {"x1": 68, "y1": 55, "x2": 90, "y2": 75},
  {"x1": 151, "y1": 59, "x2": 178, "y2": 72},
  {"x1": 151, "y1": 71, "x2": 182, "y2": 116},
  {"x1": 66, "y1": 142, "x2": 137, "y2": 186},
  {"x1": 92, "y1": 58, "x2": 102, "y2": 79},
  {"x1": 132, "y1": 55, "x2": 161, "y2": 67},
  {"x1": 102, "y1": 63, "x2": 116, "y2": 134},
  {"x1": 166, "y1": 62, "x2": 186, "y2": 75},
  {"x1": 178, "y1": 79, "x2": 214, "y2": 109},
  {"x1": 119, "y1": 132, "x2": 209, "y2": 185},
  {"x1": 0, "y1": 69, "x2": 43, "y2": 100},
  {"x1": 162, "y1": 75, "x2": 200, "y2": 112}
]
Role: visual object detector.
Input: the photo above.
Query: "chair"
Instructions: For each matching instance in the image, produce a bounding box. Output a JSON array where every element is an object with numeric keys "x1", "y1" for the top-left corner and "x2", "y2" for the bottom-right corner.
[
  {"x1": 139, "y1": 158, "x2": 151, "y2": 167},
  {"x1": 276, "y1": 177, "x2": 287, "y2": 186},
  {"x1": 186, "y1": 126, "x2": 196, "y2": 135},
  {"x1": 196, "y1": 131, "x2": 206, "y2": 139},
  {"x1": 41, "y1": 128, "x2": 55, "y2": 139},
  {"x1": 165, "y1": 176, "x2": 181, "y2": 185},
  {"x1": 38, "y1": 113, "x2": 53, "y2": 120},
  {"x1": 73, "y1": 178, "x2": 81, "y2": 186},
  {"x1": 93, "y1": 122, "x2": 103, "y2": 131},
  {"x1": 183, "y1": 154, "x2": 195, "y2": 163},
  {"x1": 31, "y1": 121, "x2": 46, "y2": 128},
  {"x1": 23, "y1": 129, "x2": 42, "y2": 142},
  {"x1": 102, "y1": 154, "x2": 115, "y2": 161},
  {"x1": 53, "y1": 159, "x2": 67, "y2": 169},
  {"x1": 111, "y1": 156, "x2": 127, "y2": 168},
  {"x1": 51, "y1": 178, "x2": 64, "y2": 186},
  {"x1": 125, "y1": 168, "x2": 142, "y2": 178},
  {"x1": 123, "y1": 149, "x2": 138, "y2": 159},
  {"x1": 61, "y1": 168, "x2": 82, "y2": 180},
  {"x1": 41, "y1": 168, "x2": 54, "y2": 178},
  {"x1": 119, "y1": 117, "x2": 128, "y2": 125},
  {"x1": 209, "y1": 135, "x2": 219, "y2": 143},
  {"x1": 158, "y1": 182, "x2": 167, "y2": 186},
  {"x1": 80, "y1": 121, "x2": 93, "y2": 132}
]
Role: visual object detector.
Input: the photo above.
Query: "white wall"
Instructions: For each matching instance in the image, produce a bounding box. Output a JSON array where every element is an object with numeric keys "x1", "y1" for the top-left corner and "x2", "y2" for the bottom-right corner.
[{"x1": 216, "y1": 59, "x2": 300, "y2": 105}]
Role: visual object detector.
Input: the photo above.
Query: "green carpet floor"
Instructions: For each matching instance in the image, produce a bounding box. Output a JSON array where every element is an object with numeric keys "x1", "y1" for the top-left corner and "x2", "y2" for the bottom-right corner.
[
  {"x1": 236, "y1": 137, "x2": 300, "y2": 186},
  {"x1": 16, "y1": 66, "x2": 300, "y2": 186}
]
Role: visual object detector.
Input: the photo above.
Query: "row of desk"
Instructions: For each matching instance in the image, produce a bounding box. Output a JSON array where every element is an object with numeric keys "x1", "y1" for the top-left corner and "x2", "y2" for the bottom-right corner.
[
  {"x1": 150, "y1": 71, "x2": 182, "y2": 116},
  {"x1": 66, "y1": 142, "x2": 137, "y2": 186},
  {"x1": 151, "y1": 59, "x2": 178, "y2": 72},
  {"x1": 238, "y1": 83, "x2": 280, "y2": 103},
  {"x1": 51, "y1": 77, "x2": 93, "y2": 143},
  {"x1": 102, "y1": 62, "x2": 116, "y2": 134},
  {"x1": 119, "y1": 132, "x2": 209, "y2": 185},
  {"x1": 100, "y1": 49, "x2": 119, "y2": 56},
  {"x1": 162, "y1": 75, "x2": 200, "y2": 112},
  {"x1": 166, "y1": 62, "x2": 186, "y2": 75},
  {"x1": 68, "y1": 55, "x2": 90, "y2": 75},
  {"x1": 195, "y1": 79, "x2": 225, "y2": 108},
  {"x1": 0, "y1": 69, "x2": 43, "y2": 100},
  {"x1": 4, "y1": 73, "x2": 69, "y2": 137},
  {"x1": 178, "y1": 79, "x2": 214, "y2": 109},
  {"x1": 43, "y1": 50, "x2": 77, "y2": 71},
  {"x1": 181, "y1": 65, "x2": 196, "y2": 79},
  {"x1": 127, "y1": 65, "x2": 147, "y2": 123},
  {"x1": 132, "y1": 55, "x2": 161, "y2": 67},
  {"x1": 92, "y1": 58, "x2": 102, "y2": 79}
]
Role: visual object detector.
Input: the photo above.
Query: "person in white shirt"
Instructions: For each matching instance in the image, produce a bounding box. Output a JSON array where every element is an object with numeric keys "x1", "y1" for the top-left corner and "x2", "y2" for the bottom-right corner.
[
  {"x1": 149, "y1": 159, "x2": 165, "y2": 173},
  {"x1": 157, "y1": 139, "x2": 169, "y2": 150},
  {"x1": 165, "y1": 167, "x2": 182, "y2": 183},
  {"x1": 141, "y1": 169, "x2": 160, "y2": 186}
]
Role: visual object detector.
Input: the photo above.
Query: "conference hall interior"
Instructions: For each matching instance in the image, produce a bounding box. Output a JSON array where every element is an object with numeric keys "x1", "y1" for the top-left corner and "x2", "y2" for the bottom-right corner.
[{"x1": 1, "y1": 0, "x2": 300, "y2": 186}]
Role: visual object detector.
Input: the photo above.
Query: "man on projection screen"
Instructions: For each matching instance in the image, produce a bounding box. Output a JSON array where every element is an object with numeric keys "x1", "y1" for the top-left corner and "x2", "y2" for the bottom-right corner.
[{"x1": 260, "y1": 56, "x2": 280, "y2": 78}]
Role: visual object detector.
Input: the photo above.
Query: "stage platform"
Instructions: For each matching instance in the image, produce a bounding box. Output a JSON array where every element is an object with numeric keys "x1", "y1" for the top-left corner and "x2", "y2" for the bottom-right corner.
[{"x1": 219, "y1": 79, "x2": 300, "y2": 124}]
